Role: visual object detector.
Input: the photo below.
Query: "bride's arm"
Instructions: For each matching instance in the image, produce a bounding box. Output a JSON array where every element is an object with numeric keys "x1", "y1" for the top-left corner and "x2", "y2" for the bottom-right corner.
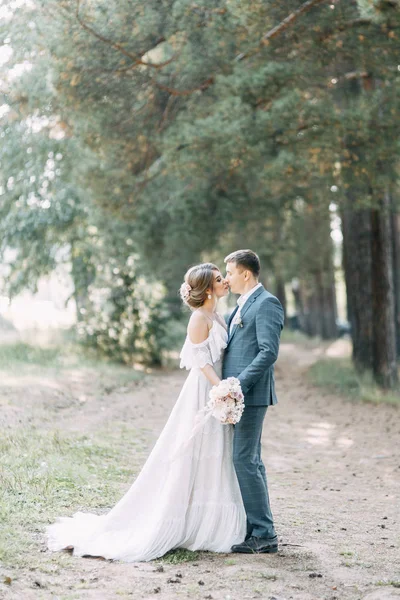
[
  {"x1": 188, "y1": 312, "x2": 221, "y2": 387},
  {"x1": 200, "y1": 364, "x2": 221, "y2": 387}
]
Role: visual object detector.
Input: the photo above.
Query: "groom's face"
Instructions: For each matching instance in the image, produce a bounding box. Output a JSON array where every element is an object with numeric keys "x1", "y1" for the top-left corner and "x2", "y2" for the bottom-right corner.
[{"x1": 225, "y1": 262, "x2": 246, "y2": 295}]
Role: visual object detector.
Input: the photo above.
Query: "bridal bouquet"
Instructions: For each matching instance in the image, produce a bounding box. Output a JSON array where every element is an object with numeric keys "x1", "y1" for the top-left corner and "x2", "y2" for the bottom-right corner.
[
  {"x1": 207, "y1": 377, "x2": 245, "y2": 425},
  {"x1": 170, "y1": 377, "x2": 244, "y2": 461}
]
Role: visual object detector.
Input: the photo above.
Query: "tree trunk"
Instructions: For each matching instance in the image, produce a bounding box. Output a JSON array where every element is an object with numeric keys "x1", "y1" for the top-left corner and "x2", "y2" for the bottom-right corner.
[
  {"x1": 291, "y1": 278, "x2": 306, "y2": 332},
  {"x1": 334, "y1": 4, "x2": 398, "y2": 386},
  {"x1": 70, "y1": 242, "x2": 95, "y2": 323},
  {"x1": 303, "y1": 288, "x2": 318, "y2": 337},
  {"x1": 341, "y1": 205, "x2": 374, "y2": 371},
  {"x1": 303, "y1": 270, "x2": 337, "y2": 340},
  {"x1": 299, "y1": 202, "x2": 338, "y2": 340},
  {"x1": 391, "y1": 212, "x2": 400, "y2": 357},
  {"x1": 341, "y1": 207, "x2": 352, "y2": 325},
  {"x1": 275, "y1": 275, "x2": 287, "y2": 320},
  {"x1": 371, "y1": 191, "x2": 398, "y2": 388},
  {"x1": 321, "y1": 272, "x2": 338, "y2": 339}
]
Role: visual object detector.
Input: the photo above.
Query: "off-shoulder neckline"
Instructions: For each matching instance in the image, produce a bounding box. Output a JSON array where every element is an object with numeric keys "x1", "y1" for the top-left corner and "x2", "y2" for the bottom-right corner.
[{"x1": 187, "y1": 318, "x2": 227, "y2": 347}]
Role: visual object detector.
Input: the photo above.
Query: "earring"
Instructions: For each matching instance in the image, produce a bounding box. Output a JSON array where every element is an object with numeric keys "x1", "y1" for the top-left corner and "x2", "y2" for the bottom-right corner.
[{"x1": 208, "y1": 294, "x2": 212, "y2": 300}]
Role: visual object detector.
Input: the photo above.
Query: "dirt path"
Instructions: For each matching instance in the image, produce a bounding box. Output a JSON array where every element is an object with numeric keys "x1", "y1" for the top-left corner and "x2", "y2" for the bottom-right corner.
[{"x1": 1, "y1": 341, "x2": 399, "y2": 600}]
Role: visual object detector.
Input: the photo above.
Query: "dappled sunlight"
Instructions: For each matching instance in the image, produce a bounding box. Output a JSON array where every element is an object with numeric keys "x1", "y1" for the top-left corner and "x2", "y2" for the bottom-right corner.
[
  {"x1": 312, "y1": 421, "x2": 334, "y2": 430},
  {"x1": 304, "y1": 421, "x2": 354, "y2": 449},
  {"x1": 311, "y1": 347, "x2": 325, "y2": 356},
  {"x1": 279, "y1": 343, "x2": 325, "y2": 369},
  {"x1": 133, "y1": 363, "x2": 154, "y2": 373},
  {"x1": 325, "y1": 338, "x2": 352, "y2": 359},
  {"x1": 0, "y1": 373, "x2": 65, "y2": 390},
  {"x1": 0, "y1": 366, "x2": 99, "y2": 391},
  {"x1": 335, "y1": 436, "x2": 354, "y2": 448},
  {"x1": 280, "y1": 343, "x2": 298, "y2": 352},
  {"x1": 305, "y1": 421, "x2": 335, "y2": 446}
]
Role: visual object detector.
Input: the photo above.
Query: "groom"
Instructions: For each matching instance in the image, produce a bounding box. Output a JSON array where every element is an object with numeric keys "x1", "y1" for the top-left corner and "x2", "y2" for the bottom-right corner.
[{"x1": 223, "y1": 249, "x2": 284, "y2": 554}]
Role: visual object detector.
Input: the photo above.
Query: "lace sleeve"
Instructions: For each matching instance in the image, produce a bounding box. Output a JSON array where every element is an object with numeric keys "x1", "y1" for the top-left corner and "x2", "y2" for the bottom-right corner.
[
  {"x1": 179, "y1": 337, "x2": 213, "y2": 370},
  {"x1": 191, "y1": 339, "x2": 213, "y2": 369}
]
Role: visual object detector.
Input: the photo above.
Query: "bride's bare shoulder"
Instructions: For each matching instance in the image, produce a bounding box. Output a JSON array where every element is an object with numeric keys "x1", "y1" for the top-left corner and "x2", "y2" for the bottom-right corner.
[{"x1": 187, "y1": 310, "x2": 210, "y2": 344}]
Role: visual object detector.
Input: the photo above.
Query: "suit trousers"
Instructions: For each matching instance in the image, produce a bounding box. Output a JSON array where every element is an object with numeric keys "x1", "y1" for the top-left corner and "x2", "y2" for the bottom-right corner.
[{"x1": 233, "y1": 406, "x2": 275, "y2": 539}]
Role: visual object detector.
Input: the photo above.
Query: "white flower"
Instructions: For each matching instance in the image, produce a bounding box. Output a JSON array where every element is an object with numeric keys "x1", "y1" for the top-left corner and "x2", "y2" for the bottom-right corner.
[
  {"x1": 179, "y1": 282, "x2": 192, "y2": 302},
  {"x1": 232, "y1": 314, "x2": 244, "y2": 327}
]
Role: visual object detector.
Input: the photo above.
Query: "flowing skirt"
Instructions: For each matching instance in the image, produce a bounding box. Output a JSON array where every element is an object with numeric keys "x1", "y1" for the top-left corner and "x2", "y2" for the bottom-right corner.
[{"x1": 46, "y1": 363, "x2": 246, "y2": 562}]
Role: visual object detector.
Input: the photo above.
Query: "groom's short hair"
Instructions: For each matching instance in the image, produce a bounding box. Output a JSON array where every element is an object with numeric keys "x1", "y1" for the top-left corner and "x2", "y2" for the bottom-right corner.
[{"x1": 224, "y1": 249, "x2": 260, "y2": 277}]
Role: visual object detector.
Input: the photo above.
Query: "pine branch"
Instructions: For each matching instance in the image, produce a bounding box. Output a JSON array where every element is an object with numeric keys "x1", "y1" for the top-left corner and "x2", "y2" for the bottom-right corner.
[
  {"x1": 320, "y1": 17, "x2": 400, "y2": 42},
  {"x1": 236, "y1": 0, "x2": 329, "y2": 61},
  {"x1": 154, "y1": 0, "x2": 327, "y2": 95},
  {"x1": 74, "y1": 0, "x2": 326, "y2": 97},
  {"x1": 75, "y1": 0, "x2": 172, "y2": 70},
  {"x1": 343, "y1": 70, "x2": 370, "y2": 81},
  {"x1": 262, "y1": 0, "x2": 328, "y2": 42},
  {"x1": 319, "y1": 18, "x2": 373, "y2": 41},
  {"x1": 152, "y1": 76, "x2": 215, "y2": 97}
]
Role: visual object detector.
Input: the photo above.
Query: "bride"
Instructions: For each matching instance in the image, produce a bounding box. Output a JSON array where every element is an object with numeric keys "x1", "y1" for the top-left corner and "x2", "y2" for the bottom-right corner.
[{"x1": 46, "y1": 263, "x2": 246, "y2": 562}]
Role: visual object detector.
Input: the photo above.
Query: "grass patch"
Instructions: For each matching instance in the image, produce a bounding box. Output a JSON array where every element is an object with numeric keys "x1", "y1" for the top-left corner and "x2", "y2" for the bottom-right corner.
[
  {"x1": 0, "y1": 425, "x2": 146, "y2": 568},
  {"x1": 0, "y1": 336, "x2": 152, "y2": 592},
  {"x1": 259, "y1": 573, "x2": 278, "y2": 581},
  {"x1": 0, "y1": 340, "x2": 144, "y2": 393},
  {"x1": 0, "y1": 338, "x2": 147, "y2": 572},
  {"x1": 309, "y1": 358, "x2": 400, "y2": 406},
  {"x1": 376, "y1": 580, "x2": 400, "y2": 588},
  {"x1": 0, "y1": 342, "x2": 62, "y2": 369},
  {"x1": 280, "y1": 329, "x2": 323, "y2": 349},
  {"x1": 159, "y1": 548, "x2": 201, "y2": 564},
  {"x1": 281, "y1": 329, "x2": 307, "y2": 343}
]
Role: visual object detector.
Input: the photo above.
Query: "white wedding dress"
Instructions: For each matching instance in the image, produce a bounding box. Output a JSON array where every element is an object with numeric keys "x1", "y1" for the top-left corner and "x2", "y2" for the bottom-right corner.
[{"x1": 46, "y1": 318, "x2": 246, "y2": 562}]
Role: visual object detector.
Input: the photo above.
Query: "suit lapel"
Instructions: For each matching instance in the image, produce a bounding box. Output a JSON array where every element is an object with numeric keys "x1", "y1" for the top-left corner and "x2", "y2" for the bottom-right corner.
[
  {"x1": 227, "y1": 286, "x2": 265, "y2": 346},
  {"x1": 227, "y1": 305, "x2": 239, "y2": 330},
  {"x1": 227, "y1": 305, "x2": 239, "y2": 345}
]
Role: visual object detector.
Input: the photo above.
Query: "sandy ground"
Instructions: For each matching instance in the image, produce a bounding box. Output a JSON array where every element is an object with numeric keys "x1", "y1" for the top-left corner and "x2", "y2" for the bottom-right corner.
[{"x1": 1, "y1": 340, "x2": 399, "y2": 600}]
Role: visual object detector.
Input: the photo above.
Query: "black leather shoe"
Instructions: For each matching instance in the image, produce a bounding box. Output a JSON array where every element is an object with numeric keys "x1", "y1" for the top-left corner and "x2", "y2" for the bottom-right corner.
[{"x1": 231, "y1": 535, "x2": 278, "y2": 554}]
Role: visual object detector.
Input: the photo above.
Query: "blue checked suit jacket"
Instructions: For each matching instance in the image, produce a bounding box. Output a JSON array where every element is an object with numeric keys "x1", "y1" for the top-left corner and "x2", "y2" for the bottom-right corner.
[{"x1": 222, "y1": 286, "x2": 284, "y2": 406}]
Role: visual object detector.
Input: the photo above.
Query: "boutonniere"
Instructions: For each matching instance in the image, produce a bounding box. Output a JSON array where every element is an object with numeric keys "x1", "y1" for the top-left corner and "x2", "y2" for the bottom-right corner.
[{"x1": 232, "y1": 314, "x2": 244, "y2": 328}]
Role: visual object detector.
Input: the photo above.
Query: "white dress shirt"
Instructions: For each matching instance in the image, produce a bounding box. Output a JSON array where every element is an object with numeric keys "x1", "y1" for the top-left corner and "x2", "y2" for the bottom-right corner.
[{"x1": 229, "y1": 283, "x2": 263, "y2": 333}]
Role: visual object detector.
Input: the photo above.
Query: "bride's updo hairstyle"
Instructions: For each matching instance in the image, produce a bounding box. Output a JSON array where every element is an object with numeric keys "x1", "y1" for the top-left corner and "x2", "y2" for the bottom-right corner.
[{"x1": 180, "y1": 263, "x2": 219, "y2": 309}]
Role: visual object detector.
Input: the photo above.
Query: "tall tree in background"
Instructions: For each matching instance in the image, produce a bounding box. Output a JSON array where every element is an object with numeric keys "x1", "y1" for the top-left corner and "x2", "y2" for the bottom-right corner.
[{"x1": 330, "y1": 0, "x2": 400, "y2": 387}]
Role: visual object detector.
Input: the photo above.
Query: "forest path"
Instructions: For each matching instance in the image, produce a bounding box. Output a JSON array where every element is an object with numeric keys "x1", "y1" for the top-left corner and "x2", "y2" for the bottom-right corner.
[{"x1": 1, "y1": 340, "x2": 399, "y2": 600}]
